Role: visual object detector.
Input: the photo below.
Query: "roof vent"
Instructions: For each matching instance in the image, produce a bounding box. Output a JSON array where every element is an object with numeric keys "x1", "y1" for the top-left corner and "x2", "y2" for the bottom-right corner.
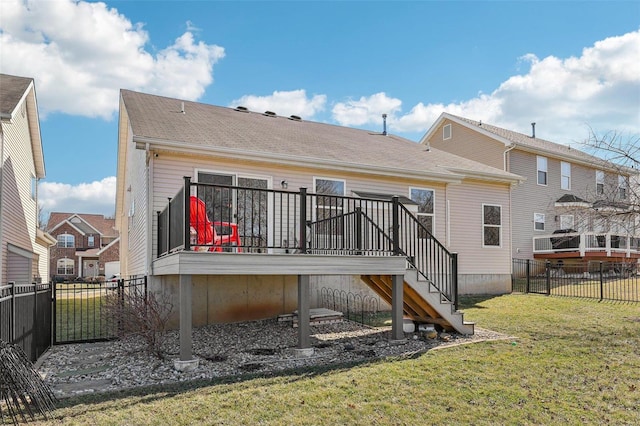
[
  {"x1": 264, "y1": 110, "x2": 276, "y2": 117},
  {"x1": 479, "y1": 120, "x2": 482, "y2": 126},
  {"x1": 531, "y1": 122, "x2": 536, "y2": 138},
  {"x1": 235, "y1": 106, "x2": 249, "y2": 112},
  {"x1": 382, "y1": 113, "x2": 387, "y2": 136},
  {"x1": 289, "y1": 115, "x2": 302, "y2": 121}
]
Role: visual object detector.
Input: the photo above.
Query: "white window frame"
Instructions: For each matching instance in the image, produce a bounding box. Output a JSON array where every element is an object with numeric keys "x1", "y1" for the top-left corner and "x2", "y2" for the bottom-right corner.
[
  {"x1": 534, "y1": 213, "x2": 545, "y2": 231},
  {"x1": 618, "y1": 175, "x2": 628, "y2": 199},
  {"x1": 561, "y1": 161, "x2": 571, "y2": 190},
  {"x1": 560, "y1": 215, "x2": 574, "y2": 231},
  {"x1": 57, "y1": 233, "x2": 74, "y2": 248},
  {"x1": 443, "y1": 123, "x2": 452, "y2": 140},
  {"x1": 57, "y1": 258, "x2": 74, "y2": 275},
  {"x1": 195, "y1": 169, "x2": 274, "y2": 246},
  {"x1": 31, "y1": 175, "x2": 37, "y2": 200},
  {"x1": 409, "y1": 187, "x2": 435, "y2": 236},
  {"x1": 482, "y1": 204, "x2": 502, "y2": 248},
  {"x1": 88, "y1": 235, "x2": 95, "y2": 247},
  {"x1": 596, "y1": 170, "x2": 605, "y2": 196},
  {"x1": 537, "y1": 156, "x2": 547, "y2": 186}
]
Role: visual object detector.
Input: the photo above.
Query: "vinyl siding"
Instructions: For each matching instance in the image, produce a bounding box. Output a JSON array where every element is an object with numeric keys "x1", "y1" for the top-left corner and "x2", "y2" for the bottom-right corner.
[
  {"x1": 149, "y1": 152, "x2": 450, "y2": 259},
  {"x1": 509, "y1": 149, "x2": 604, "y2": 258},
  {"x1": 447, "y1": 180, "x2": 512, "y2": 276},
  {"x1": 1, "y1": 98, "x2": 38, "y2": 284},
  {"x1": 427, "y1": 120, "x2": 506, "y2": 170},
  {"x1": 122, "y1": 135, "x2": 148, "y2": 276}
]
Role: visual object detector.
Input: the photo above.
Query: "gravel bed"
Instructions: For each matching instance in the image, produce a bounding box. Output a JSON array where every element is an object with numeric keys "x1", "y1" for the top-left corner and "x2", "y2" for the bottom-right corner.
[{"x1": 38, "y1": 319, "x2": 512, "y2": 398}]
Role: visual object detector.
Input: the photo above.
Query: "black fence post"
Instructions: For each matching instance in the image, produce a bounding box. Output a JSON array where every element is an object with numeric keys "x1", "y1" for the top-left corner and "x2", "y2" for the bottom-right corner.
[
  {"x1": 52, "y1": 282, "x2": 56, "y2": 345},
  {"x1": 525, "y1": 259, "x2": 531, "y2": 294},
  {"x1": 599, "y1": 261, "x2": 604, "y2": 301},
  {"x1": 166, "y1": 198, "x2": 171, "y2": 253},
  {"x1": 184, "y1": 176, "x2": 192, "y2": 251},
  {"x1": 392, "y1": 196, "x2": 400, "y2": 256},
  {"x1": 545, "y1": 260, "x2": 551, "y2": 296},
  {"x1": 32, "y1": 283, "x2": 38, "y2": 361},
  {"x1": 452, "y1": 252, "x2": 459, "y2": 311},
  {"x1": 299, "y1": 188, "x2": 307, "y2": 254},
  {"x1": 10, "y1": 282, "x2": 15, "y2": 343}
]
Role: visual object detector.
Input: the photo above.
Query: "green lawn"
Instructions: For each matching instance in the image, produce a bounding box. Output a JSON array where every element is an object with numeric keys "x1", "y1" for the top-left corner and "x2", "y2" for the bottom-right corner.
[
  {"x1": 32, "y1": 294, "x2": 640, "y2": 425},
  {"x1": 55, "y1": 294, "x2": 116, "y2": 342}
]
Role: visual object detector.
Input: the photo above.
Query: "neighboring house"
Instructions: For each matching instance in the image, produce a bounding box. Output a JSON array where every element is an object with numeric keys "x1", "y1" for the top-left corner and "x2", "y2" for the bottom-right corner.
[
  {"x1": 0, "y1": 73, "x2": 56, "y2": 285},
  {"x1": 46, "y1": 213, "x2": 120, "y2": 281},
  {"x1": 422, "y1": 113, "x2": 640, "y2": 263},
  {"x1": 116, "y1": 90, "x2": 522, "y2": 365}
]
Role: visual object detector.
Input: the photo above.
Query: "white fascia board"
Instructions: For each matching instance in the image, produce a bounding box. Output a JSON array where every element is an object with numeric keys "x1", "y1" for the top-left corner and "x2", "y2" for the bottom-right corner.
[
  {"x1": 133, "y1": 136, "x2": 465, "y2": 184},
  {"x1": 554, "y1": 201, "x2": 592, "y2": 209}
]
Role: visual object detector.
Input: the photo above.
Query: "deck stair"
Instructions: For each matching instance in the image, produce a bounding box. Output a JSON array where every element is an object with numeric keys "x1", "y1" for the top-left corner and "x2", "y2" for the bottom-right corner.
[{"x1": 361, "y1": 269, "x2": 474, "y2": 335}]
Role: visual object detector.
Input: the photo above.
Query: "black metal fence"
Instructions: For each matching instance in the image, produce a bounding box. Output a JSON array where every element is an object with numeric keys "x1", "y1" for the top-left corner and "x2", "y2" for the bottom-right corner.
[
  {"x1": 512, "y1": 258, "x2": 639, "y2": 302},
  {"x1": 319, "y1": 287, "x2": 383, "y2": 326},
  {"x1": 54, "y1": 276, "x2": 147, "y2": 344},
  {"x1": 0, "y1": 282, "x2": 52, "y2": 362}
]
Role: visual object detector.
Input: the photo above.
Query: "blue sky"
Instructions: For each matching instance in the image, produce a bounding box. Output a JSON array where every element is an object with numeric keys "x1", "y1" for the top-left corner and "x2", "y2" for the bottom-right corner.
[{"x1": 1, "y1": 0, "x2": 639, "y2": 220}]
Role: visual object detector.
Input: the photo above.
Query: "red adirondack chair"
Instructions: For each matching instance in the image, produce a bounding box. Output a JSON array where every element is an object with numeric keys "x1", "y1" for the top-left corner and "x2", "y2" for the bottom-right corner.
[{"x1": 189, "y1": 196, "x2": 242, "y2": 252}]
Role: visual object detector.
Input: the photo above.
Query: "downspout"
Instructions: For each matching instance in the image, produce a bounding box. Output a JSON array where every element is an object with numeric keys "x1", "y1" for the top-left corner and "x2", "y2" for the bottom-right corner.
[
  {"x1": 145, "y1": 143, "x2": 153, "y2": 276},
  {"x1": 503, "y1": 143, "x2": 516, "y2": 264},
  {"x1": 0, "y1": 125, "x2": 4, "y2": 283}
]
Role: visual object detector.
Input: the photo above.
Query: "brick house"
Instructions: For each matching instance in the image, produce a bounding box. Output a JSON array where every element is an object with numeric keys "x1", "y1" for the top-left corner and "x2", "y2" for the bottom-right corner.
[{"x1": 46, "y1": 213, "x2": 119, "y2": 281}]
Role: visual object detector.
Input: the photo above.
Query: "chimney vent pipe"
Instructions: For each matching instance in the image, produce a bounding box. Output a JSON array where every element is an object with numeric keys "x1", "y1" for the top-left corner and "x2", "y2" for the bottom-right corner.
[
  {"x1": 531, "y1": 122, "x2": 536, "y2": 138},
  {"x1": 382, "y1": 114, "x2": 387, "y2": 136}
]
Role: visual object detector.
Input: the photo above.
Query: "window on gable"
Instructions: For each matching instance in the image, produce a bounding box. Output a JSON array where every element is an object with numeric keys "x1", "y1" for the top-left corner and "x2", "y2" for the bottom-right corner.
[
  {"x1": 88, "y1": 235, "x2": 95, "y2": 247},
  {"x1": 534, "y1": 213, "x2": 545, "y2": 231},
  {"x1": 618, "y1": 175, "x2": 628, "y2": 199},
  {"x1": 561, "y1": 162, "x2": 571, "y2": 190},
  {"x1": 443, "y1": 124, "x2": 452, "y2": 140},
  {"x1": 410, "y1": 188, "x2": 434, "y2": 237},
  {"x1": 57, "y1": 258, "x2": 74, "y2": 275},
  {"x1": 314, "y1": 178, "x2": 345, "y2": 235},
  {"x1": 596, "y1": 170, "x2": 605, "y2": 196},
  {"x1": 537, "y1": 156, "x2": 547, "y2": 185},
  {"x1": 483, "y1": 204, "x2": 501, "y2": 247},
  {"x1": 57, "y1": 234, "x2": 75, "y2": 248}
]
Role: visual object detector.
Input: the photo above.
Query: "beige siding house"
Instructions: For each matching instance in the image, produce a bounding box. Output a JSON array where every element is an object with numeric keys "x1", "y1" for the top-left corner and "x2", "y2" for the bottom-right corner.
[
  {"x1": 116, "y1": 91, "x2": 523, "y2": 366},
  {"x1": 0, "y1": 74, "x2": 55, "y2": 285},
  {"x1": 422, "y1": 113, "x2": 639, "y2": 263}
]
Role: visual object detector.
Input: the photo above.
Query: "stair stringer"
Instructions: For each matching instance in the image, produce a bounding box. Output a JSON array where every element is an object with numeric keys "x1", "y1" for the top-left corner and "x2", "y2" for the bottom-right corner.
[
  {"x1": 403, "y1": 269, "x2": 474, "y2": 335},
  {"x1": 361, "y1": 270, "x2": 474, "y2": 335}
]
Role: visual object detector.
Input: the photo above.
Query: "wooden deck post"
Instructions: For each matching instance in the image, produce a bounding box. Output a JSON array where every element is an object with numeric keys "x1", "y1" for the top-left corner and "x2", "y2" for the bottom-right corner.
[
  {"x1": 297, "y1": 274, "x2": 311, "y2": 349},
  {"x1": 391, "y1": 274, "x2": 404, "y2": 340}
]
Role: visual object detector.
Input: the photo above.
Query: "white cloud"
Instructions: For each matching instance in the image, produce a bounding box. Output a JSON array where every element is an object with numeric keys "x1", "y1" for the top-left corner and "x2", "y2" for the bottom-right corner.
[
  {"x1": 0, "y1": 0, "x2": 224, "y2": 119},
  {"x1": 39, "y1": 177, "x2": 117, "y2": 220},
  {"x1": 230, "y1": 90, "x2": 326, "y2": 118},
  {"x1": 332, "y1": 93, "x2": 402, "y2": 127},
  {"x1": 332, "y1": 30, "x2": 640, "y2": 144}
]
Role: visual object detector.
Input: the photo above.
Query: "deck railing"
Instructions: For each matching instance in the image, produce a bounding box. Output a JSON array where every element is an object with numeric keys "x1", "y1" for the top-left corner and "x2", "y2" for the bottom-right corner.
[
  {"x1": 157, "y1": 178, "x2": 458, "y2": 306},
  {"x1": 533, "y1": 232, "x2": 640, "y2": 257}
]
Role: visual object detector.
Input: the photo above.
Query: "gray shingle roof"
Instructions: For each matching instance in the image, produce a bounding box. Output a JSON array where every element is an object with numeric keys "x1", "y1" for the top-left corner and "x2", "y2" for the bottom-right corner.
[
  {"x1": 445, "y1": 113, "x2": 614, "y2": 168},
  {"x1": 0, "y1": 74, "x2": 32, "y2": 116},
  {"x1": 121, "y1": 90, "x2": 520, "y2": 182}
]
